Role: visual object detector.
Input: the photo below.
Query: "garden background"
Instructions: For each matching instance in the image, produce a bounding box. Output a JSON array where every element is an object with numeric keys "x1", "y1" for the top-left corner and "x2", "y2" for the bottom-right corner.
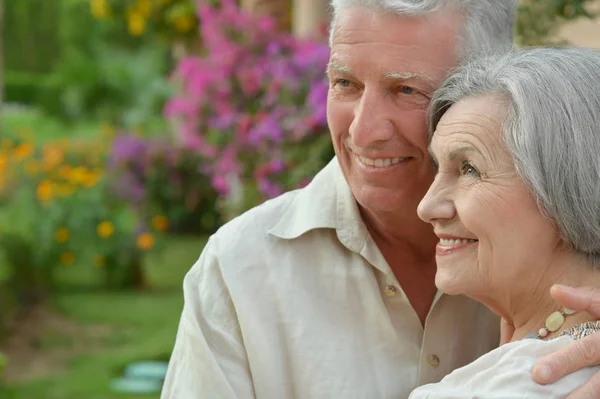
[{"x1": 1, "y1": 0, "x2": 599, "y2": 398}]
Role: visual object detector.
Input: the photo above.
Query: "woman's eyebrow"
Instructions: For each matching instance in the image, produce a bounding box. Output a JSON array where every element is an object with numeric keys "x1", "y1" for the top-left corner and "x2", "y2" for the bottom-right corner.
[{"x1": 448, "y1": 145, "x2": 482, "y2": 160}]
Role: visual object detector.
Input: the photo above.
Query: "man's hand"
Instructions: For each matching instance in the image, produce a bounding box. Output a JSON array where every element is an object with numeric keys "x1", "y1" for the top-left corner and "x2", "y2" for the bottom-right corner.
[{"x1": 533, "y1": 284, "x2": 600, "y2": 398}]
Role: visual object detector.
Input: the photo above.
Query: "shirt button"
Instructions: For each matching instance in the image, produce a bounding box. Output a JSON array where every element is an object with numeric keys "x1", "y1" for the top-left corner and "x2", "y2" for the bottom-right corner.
[
  {"x1": 384, "y1": 285, "x2": 398, "y2": 297},
  {"x1": 428, "y1": 355, "x2": 440, "y2": 368}
]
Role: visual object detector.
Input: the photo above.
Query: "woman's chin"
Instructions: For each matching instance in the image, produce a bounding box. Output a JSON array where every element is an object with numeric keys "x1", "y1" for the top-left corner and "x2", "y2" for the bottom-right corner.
[{"x1": 434, "y1": 271, "x2": 466, "y2": 296}]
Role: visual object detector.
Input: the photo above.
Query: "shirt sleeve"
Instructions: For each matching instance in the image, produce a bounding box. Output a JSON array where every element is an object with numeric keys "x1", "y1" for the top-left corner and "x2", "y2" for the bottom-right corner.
[
  {"x1": 161, "y1": 238, "x2": 255, "y2": 399},
  {"x1": 409, "y1": 336, "x2": 600, "y2": 399}
]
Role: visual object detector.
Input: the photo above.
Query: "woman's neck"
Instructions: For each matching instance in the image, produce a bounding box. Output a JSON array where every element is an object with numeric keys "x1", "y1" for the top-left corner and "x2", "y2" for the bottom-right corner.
[{"x1": 480, "y1": 252, "x2": 600, "y2": 343}]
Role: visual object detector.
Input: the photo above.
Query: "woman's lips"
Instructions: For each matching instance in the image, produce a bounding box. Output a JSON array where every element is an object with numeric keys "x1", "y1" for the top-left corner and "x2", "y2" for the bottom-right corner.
[{"x1": 436, "y1": 238, "x2": 478, "y2": 255}]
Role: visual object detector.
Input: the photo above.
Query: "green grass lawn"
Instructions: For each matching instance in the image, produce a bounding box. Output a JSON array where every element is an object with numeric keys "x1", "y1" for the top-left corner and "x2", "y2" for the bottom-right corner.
[
  {"x1": 2, "y1": 105, "x2": 169, "y2": 144},
  {"x1": 3, "y1": 235, "x2": 206, "y2": 399},
  {"x1": 2, "y1": 106, "x2": 103, "y2": 144}
]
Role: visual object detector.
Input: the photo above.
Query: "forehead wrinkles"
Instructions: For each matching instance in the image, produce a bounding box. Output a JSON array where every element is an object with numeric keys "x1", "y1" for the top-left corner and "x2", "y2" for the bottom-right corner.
[{"x1": 432, "y1": 118, "x2": 505, "y2": 161}]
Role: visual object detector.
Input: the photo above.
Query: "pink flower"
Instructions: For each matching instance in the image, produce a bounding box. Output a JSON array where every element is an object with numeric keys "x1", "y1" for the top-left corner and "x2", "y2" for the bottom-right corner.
[{"x1": 164, "y1": 0, "x2": 330, "y2": 200}]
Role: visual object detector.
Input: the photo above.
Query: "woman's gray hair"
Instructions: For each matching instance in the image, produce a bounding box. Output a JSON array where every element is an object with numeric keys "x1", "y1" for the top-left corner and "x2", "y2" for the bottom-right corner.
[
  {"x1": 429, "y1": 47, "x2": 600, "y2": 260},
  {"x1": 328, "y1": 0, "x2": 518, "y2": 60}
]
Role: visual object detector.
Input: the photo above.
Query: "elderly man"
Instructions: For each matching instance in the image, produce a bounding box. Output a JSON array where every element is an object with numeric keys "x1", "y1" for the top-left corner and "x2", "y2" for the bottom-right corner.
[{"x1": 161, "y1": 1, "x2": 600, "y2": 398}]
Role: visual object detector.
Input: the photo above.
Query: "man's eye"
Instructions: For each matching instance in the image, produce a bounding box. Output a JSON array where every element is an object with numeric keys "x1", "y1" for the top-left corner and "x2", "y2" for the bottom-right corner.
[
  {"x1": 399, "y1": 86, "x2": 415, "y2": 95},
  {"x1": 459, "y1": 161, "x2": 480, "y2": 177},
  {"x1": 338, "y1": 79, "x2": 352, "y2": 87}
]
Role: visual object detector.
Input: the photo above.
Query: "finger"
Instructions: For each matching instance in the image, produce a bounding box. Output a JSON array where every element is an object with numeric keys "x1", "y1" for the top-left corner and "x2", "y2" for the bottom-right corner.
[
  {"x1": 551, "y1": 285, "x2": 600, "y2": 316},
  {"x1": 533, "y1": 332, "x2": 600, "y2": 384},
  {"x1": 565, "y1": 370, "x2": 600, "y2": 399}
]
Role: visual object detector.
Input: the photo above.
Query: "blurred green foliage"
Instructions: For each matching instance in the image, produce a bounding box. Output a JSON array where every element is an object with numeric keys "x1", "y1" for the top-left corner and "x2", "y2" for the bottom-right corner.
[
  {"x1": 4, "y1": 0, "x2": 61, "y2": 73},
  {"x1": 4, "y1": 0, "x2": 173, "y2": 128}
]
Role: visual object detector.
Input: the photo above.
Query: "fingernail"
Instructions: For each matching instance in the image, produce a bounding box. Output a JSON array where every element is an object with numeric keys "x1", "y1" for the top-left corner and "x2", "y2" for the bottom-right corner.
[
  {"x1": 553, "y1": 284, "x2": 576, "y2": 293},
  {"x1": 534, "y1": 365, "x2": 552, "y2": 383}
]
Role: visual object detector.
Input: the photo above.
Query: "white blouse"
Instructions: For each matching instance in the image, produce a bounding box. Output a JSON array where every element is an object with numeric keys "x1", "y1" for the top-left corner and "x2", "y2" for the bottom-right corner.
[{"x1": 409, "y1": 335, "x2": 600, "y2": 398}]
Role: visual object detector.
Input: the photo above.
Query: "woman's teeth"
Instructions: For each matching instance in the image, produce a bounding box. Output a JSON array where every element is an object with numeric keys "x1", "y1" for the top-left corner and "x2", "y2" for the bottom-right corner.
[{"x1": 439, "y1": 238, "x2": 477, "y2": 246}]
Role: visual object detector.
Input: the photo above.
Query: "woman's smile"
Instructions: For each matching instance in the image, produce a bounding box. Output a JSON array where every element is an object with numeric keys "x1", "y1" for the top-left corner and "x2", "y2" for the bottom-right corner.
[{"x1": 436, "y1": 235, "x2": 478, "y2": 255}]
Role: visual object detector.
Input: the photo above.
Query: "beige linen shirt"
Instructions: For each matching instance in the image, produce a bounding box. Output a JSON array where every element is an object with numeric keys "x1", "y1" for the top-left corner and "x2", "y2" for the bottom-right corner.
[{"x1": 161, "y1": 158, "x2": 500, "y2": 399}]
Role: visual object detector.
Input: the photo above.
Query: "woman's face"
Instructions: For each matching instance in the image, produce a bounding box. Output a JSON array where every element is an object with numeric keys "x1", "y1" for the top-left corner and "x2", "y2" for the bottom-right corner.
[{"x1": 417, "y1": 95, "x2": 560, "y2": 305}]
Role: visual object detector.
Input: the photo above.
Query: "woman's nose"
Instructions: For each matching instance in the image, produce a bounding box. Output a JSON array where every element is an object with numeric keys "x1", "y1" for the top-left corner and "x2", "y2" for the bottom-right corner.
[{"x1": 417, "y1": 180, "x2": 456, "y2": 224}]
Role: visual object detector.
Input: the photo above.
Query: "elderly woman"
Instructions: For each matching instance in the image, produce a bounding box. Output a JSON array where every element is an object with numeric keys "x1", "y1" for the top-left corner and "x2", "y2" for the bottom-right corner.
[{"x1": 410, "y1": 47, "x2": 600, "y2": 398}]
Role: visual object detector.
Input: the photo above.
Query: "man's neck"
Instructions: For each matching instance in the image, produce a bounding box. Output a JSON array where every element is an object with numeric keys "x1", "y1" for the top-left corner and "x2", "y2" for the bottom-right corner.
[
  {"x1": 360, "y1": 204, "x2": 438, "y2": 261},
  {"x1": 360, "y1": 205, "x2": 439, "y2": 326}
]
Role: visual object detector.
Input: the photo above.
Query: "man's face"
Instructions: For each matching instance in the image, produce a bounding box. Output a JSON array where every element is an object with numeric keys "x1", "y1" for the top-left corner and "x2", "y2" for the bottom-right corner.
[{"x1": 327, "y1": 6, "x2": 460, "y2": 215}]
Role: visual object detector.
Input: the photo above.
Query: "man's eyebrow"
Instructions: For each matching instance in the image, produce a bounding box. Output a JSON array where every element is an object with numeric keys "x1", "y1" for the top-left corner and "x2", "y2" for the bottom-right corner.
[
  {"x1": 385, "y1": 71, "x2": 435, "y2": 88},
  {"x1": 385, "y1": 71, "x2": 433, "y2": 81},
  {"x1": 326, "y1": 61, "x2": 353, "y2": 75}
]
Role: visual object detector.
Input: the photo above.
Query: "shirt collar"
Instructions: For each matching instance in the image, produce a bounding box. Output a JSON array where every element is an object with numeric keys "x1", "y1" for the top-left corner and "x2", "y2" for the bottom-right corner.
[
  {"x1": 268, "y1": 157, "x2": 364, "y2": 247},
  {"x1": 268, "y1": 158, "x2": 392, "y2": 275}
]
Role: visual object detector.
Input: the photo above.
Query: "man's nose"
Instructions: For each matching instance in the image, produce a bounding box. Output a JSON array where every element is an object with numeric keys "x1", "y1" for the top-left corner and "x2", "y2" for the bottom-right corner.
[
  {"x1": 417, "y1": 178, "x2": 456, "y2": 224},
  {"x1": 349, "y1": 89, "x2": 395, "y2": 148}
]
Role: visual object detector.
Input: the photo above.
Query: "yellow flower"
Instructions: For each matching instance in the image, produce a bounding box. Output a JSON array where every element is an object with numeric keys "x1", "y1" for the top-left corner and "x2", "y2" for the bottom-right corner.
[
  {"x1": 127, "y1": 12, "x2": 146, "y2": 36},
  {"x1": 136, "y1": 233, "x2": 155, "y2": 250},
  {"x1": 60, "y1": 252, "x2": 75, "y2": 266},
  {"x1": 0, "y1": 154, "x2": 9, "y2": 173},
  {"x1": 13, "y1": 142, "x2": 34, "y2": 162},
  {"x1": 57, "y1": 165, "x2": 73, "y2": 180},
  {"x1": 136, "y1": 0, "x2": 152, "y2": 16},
  {"x1": 90, "y1": 0, "x2": 110, "y2": 19},
  {"x1": 68, "y1": 166, "x2": 88, "y2": 186},
  {"x1": 36, "y1": 180, "x2": 54, "y2": 203},
  {"x1": 42, "y1": 145, "x2": 65, "y2": 172},
  {"x1": 151, "y1": 215, "x2": 169, "y2": 232},
  {"x1": 172, "y1": 15, "x2": 195, "y2": 33},
  {"x1": 97, "y1": 221, "x2": 115, "y2": 238},
  {"x1": 54, "y1": 227, "x2": 70, "y2": 243},
  {"x1": 81, "y1": 169, "x2": 102, "y2": 188},
  {"x1": 93, "y1": 255, "x2": 105, "y2": 268}
]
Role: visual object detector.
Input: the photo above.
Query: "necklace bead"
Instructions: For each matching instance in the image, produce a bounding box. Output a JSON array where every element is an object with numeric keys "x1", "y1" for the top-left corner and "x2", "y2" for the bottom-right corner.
[
  {"x1": 545, "y1": 311, "x2": 566, "y2": 332},
  {"x1": 536, "y1": 308, "x2": 576, "y2": 339}
]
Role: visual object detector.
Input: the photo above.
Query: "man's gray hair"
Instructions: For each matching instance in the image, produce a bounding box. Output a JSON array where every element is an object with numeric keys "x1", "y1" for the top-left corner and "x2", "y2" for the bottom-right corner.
[
  {"x1": 429, "y1": 47, "x2": 600, "y2": 260},
  {"x1": 328, "y1": 0, "x2": 518, "y2": 60}
]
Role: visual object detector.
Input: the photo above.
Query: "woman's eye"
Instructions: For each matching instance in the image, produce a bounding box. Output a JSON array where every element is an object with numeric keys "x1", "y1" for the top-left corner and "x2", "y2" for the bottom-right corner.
[{"x1": 459, "y1": 161, "x2": 480, "y2": 177}]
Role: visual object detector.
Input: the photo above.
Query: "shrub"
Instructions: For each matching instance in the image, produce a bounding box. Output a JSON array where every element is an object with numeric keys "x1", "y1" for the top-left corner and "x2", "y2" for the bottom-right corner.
[
  {"x1": 0, "y1": 134, "x2": 167, "y2": 295},
  {"x1": 107, "y1": 133, "x2": 222, "y2": 235},
  {"x1": 165, "y1": 0, "x2": 332, "y2": 216}
]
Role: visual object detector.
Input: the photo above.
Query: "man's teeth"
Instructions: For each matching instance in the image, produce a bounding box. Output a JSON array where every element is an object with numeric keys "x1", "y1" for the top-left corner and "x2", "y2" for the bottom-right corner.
[
  {"x1": 358, "y1": 156, "x2": 405, "y2": 167},
  {"x1": 439, "y1": 238, "x2": 477, "y2": 246}
]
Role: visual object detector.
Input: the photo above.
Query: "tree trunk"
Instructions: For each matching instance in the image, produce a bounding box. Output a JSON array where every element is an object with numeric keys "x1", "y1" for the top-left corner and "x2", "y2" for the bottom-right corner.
[
  {"x1": 240, "y1": 0, "x2": 291, "y2": 32},
  {"x1": 128, "y1": 257, "x2": 148, "y2": 291},
  {"x1": 292, "y1": 0, "x2": 330, "y2": 39}
]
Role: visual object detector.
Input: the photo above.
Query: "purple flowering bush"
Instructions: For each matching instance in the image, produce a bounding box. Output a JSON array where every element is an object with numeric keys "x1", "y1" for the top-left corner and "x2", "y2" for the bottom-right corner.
[
  {"x1": 165, "y1": 0, "x2": 333, "y2": 216},
  {"x1": 107, "y1": 134, "x2": 222, "y2": 234}
]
